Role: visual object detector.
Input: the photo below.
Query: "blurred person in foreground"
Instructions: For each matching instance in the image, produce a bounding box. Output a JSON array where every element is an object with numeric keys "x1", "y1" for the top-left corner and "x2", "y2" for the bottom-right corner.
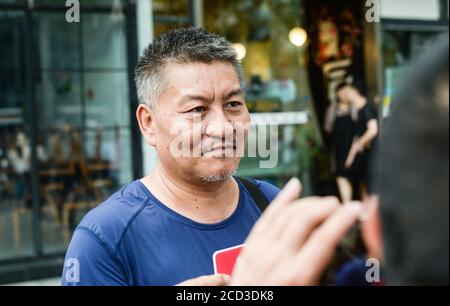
[{"x1": 231, "y1": 35, "x2": 448, "y2": 286}]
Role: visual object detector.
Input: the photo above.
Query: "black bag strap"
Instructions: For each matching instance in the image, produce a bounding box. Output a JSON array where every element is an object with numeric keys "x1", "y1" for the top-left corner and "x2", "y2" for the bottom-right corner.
[{"x1": 237, "y1": 177, "x2": 269, "y2": 213}]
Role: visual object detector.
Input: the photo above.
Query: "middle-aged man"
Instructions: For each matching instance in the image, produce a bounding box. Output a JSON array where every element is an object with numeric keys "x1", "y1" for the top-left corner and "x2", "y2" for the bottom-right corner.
[{"x1": 62, "y1": 28, "x2": 281, "y2": 286}]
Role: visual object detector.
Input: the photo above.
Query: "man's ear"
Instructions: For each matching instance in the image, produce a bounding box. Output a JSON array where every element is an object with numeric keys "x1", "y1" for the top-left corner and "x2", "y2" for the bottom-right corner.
[
  {"x1": 136, "y1": 104, "x2": 156, "y2": 147},
  {"x1": 360, "y1": 195, "x2": 384, "y2": 263}
]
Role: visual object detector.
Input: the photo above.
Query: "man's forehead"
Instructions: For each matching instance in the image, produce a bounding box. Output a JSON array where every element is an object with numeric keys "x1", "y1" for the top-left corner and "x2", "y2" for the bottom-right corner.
[
  {"x1": 164, "y1": 61, "x2": 239, "y2": 81},
  {"x1": 162, "y1": 62, "x2": 241, "y2": 98}
]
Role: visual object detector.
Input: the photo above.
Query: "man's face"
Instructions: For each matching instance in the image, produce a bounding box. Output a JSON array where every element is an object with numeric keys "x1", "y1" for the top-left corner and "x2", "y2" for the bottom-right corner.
[{"x1": 151, "y1": 60, "x2": 250, "y2": 182}]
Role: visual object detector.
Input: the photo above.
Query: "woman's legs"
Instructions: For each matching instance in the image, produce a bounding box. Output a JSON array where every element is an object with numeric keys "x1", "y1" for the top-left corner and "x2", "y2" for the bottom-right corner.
[{"x1": 336, "y1": 176, "x2": 353, "y2": 203}]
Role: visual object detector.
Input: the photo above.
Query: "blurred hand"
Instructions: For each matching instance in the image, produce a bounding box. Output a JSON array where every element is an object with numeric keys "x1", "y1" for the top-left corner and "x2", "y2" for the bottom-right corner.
[
  {"x1": 345, "y1": 141, "x2": 361, "y2": 168},
  {"x1": 176, "y1": 274, "x2": 230, "y2": 286},
  {"x1": 230, "y1": 178, "x2": 363, "y2": 286}
]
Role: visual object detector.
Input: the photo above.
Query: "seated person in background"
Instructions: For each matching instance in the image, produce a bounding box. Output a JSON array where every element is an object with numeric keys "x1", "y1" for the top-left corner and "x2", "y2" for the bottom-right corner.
[{"x1": 231, "y1": 35, "x2": 449, "y2": 286}]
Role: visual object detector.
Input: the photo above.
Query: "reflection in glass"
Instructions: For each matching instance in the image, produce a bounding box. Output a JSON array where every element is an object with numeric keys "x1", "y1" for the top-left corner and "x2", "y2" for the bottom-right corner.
[
  {"x1": 83, "y1": 13, "x2": 127, "y2": 69},
  {"x1": 84, "y1": 72, "x2": 130, "y2": 127},
  {"x1": 34, "y1": 12, "x2": 80, "y2": 70},
  {"x1": 36, "y1": 72, "x2": 82, "y2": 129},
  {"x1": 0, "y1": 10, "x2": 34, "y2": 260},
  {"x1": 153, "y1": 0, "x2": 189, "y2": 16},
  {"x1": 31, "y1": 11, "x2": 133, "y2": 254},
  {"x1": 0, "y1": 10, "x2": 26, "y2": 109}
]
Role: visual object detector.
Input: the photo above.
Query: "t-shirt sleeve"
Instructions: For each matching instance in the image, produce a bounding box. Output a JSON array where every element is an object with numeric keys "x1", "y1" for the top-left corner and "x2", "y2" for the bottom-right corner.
[
  {"x1": 61, "y1": 227, "x2": 128, "y2": 286},
  {"x1": 363, "y1": 104, "x2": 376, "y2": 123}
]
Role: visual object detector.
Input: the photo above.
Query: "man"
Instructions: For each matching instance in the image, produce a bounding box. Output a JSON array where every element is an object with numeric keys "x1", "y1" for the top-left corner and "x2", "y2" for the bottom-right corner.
[
  {"x1": 230, "y1": 36, "x2": 449, "y2": 286},
  {"x1": 62, "y1": 28, "x2": 280, "y2": 286}
]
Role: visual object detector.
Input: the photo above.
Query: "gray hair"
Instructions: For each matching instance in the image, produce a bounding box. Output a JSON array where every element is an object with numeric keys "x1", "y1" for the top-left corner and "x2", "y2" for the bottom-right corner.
[{"x1": 134, "y1": 27, "x2": 244, "y2": 109}]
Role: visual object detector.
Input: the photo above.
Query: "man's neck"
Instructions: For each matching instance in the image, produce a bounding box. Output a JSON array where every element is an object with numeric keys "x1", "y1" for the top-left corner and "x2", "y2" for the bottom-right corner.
[{"x1": 140, "y1": 164, "x2": 239, "y2": 224}]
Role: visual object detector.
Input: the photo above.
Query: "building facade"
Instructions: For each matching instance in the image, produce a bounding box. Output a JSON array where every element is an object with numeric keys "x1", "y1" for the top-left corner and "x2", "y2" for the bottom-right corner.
[{"x1": 0, "y1": 0, "x2": 447, "y2": 284}]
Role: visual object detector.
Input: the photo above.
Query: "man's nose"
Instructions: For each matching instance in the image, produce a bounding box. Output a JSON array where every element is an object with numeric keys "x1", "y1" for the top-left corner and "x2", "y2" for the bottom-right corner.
[{"x1": 204, "y1": 109, "x2": 234, "y2": 139}]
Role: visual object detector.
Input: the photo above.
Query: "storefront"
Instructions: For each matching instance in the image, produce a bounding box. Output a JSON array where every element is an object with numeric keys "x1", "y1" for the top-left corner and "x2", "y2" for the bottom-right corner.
[{"x1": 0, "y1": 0, "x2": 447, "y2": 284}]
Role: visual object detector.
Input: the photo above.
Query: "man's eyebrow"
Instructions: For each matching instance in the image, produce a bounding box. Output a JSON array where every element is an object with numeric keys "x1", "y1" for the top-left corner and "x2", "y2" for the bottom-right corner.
[
  {"x1": 182, "y1": 88, "x2": 243, "y2": 103},
  {"x1": 223, "y1": 88, "x2": 243, "y2": 101},
  {"x1": 183, "y1": 94, "x2": 212, "y2": 103}
]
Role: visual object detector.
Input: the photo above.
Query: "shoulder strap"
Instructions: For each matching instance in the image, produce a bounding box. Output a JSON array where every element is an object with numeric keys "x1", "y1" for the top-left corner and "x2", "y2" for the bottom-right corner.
[{"x1": 237, "y1": 177, "x2": 269, "y2": 213}]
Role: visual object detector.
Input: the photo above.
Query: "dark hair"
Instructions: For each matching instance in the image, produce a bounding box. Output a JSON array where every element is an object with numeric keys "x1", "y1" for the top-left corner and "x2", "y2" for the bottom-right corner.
[
  {"x1": 334, "y1": 81, "x2": 349, "y2": 96},
  {"x1": 134, "y1": 27, "x2": 243, "y2": 109},
  {"x1": 376, "y1": 34, "x2": 449, "y2": 285}
]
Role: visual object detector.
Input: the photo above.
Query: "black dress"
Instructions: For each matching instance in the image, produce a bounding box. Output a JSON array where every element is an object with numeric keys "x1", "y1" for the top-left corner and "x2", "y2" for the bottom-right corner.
[
  {"x1": 353, "y1": 103, "x2": 377, "y2": 192},
  {"x1": 332, "y1": 110, "x2": 356, "y2": 179}
]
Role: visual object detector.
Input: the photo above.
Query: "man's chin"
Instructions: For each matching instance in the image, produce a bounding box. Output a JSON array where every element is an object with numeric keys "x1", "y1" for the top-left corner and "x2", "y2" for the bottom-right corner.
[{"x1": 197, "y1": 169, "x2": 237, "y2": 183}]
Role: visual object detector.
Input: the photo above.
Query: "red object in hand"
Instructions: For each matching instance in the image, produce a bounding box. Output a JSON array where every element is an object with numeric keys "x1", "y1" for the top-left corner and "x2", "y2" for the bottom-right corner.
[{"x1": 213, "y1": 244, "x2": 245, "y2": 276}]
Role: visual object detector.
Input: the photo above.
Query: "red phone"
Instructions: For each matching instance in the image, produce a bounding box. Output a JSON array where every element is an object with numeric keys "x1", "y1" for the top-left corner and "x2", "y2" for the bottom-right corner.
[{"x1": 213, "y1": 244, "x2": 245, "y2": 276}]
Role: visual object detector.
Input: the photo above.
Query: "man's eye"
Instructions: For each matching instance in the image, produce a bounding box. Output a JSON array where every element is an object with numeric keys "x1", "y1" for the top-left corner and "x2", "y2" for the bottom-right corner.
[
  {"x1": 189, "y1": 106, "x2": 206, "y2": 113},
  {"x1": 225, "y1": 101, "x2": 242, "y2": 108}
]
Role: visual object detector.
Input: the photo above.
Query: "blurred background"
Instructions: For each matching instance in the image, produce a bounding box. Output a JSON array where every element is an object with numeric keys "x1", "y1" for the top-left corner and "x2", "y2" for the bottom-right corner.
[{"x1": 0, "y1": 0, "x2": 448, "y2": 284}]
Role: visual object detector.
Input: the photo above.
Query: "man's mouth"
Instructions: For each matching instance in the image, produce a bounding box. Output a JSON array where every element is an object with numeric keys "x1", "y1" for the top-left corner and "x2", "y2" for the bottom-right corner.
[{"x1": 202, "y1": 145, "x2": 236, "y2": 155}]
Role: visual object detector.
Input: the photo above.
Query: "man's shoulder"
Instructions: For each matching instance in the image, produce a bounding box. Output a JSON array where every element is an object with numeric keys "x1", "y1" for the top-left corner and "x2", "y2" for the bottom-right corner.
[
  {"x1": 240, "y1": 177, "x2": 280, "y2": 202},
  {"x1": 75, "y1": 180, "x2": 148, "y2": 249}
]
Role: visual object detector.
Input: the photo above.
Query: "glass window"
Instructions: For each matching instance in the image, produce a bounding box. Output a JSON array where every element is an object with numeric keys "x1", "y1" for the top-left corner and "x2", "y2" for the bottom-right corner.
[
  {"x1": 84, "y1": 72, "x2": 130, "y2": 127},
  {"x1": 0, "y1": 0, "x2": 24, "y2": 4},
  {"x1": 36, "y1": 71, "x2": 83, "y2": 129},
  {"x1": 83, "y1": 13, "x2": 128, "y2": 69},
  {"x1": 0, "y1": 10, "x2": 34, "y2": 261},
  {"x1": 153, "y1": 0, "x2": 189, "y2": 16},
  {"x1": 0, "y1": 0, "x2": 137, "y2": 268},
  {"x1": 34, "y1": 0, "x2": 124, "y2": 7},
  {"x1": 35, "y1": 12, "x2": 80, "y2": 70}
]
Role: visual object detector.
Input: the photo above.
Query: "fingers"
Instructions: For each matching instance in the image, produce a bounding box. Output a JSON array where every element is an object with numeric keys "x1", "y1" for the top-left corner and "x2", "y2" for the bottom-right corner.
[
  {"x1": 262, "y1": 177, "x2": 302, "y2": 220},
  {"x1": 241, "y1": 196, "x2": 341, "y2": 276},
  {"x1": 246, "y1": 177, "x2": 302, "y2": 240},
  {"x1": 275, "y1": 197, "x2": 341, "y2": 251},
  {"x1": 176, "y1": 274, "x2": 230, "y2": 286},
  {"x1": 271, "y1": 178, "x2": 302, "y2": 208},
  {"x1": 293, "y1": 202, "x2": 363, "y2": 284}
]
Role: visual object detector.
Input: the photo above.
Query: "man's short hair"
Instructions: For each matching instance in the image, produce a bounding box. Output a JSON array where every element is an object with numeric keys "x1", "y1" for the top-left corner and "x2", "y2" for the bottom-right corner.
[
  {"x1": 377, "y1": 34, "x2": 449, "y2": 285},
  {"x1": 134, "y1": 27, "x2": 243, "y2": 109}
]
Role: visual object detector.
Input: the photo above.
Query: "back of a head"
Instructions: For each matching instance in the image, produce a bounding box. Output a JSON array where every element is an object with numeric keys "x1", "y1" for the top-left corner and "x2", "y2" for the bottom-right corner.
[{"x1": 378, "y1": 34, "x2": 449, "y2": 285}]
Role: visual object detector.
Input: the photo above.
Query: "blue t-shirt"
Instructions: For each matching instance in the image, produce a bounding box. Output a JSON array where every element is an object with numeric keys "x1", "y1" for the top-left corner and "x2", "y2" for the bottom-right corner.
[{"x1": 61, "y1": 177, "x2": 279, "y2": 286}]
